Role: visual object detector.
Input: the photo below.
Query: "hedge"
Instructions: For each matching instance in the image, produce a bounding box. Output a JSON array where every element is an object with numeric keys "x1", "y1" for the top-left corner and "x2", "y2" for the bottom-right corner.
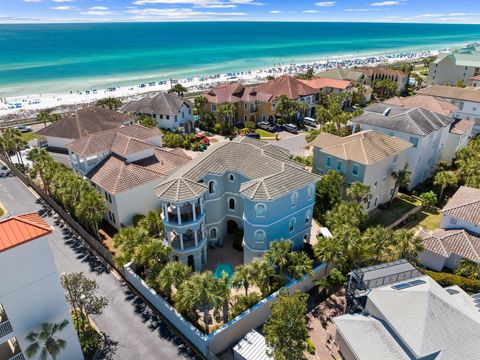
[{"x1": 424, "y1": 269, "x2": 480, "y2": 294}]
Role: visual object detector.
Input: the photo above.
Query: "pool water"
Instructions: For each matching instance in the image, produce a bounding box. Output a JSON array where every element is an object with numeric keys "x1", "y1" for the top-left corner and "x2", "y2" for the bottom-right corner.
[{"x1": 213, "y1": 263, "x2": 235, "y2": 279}]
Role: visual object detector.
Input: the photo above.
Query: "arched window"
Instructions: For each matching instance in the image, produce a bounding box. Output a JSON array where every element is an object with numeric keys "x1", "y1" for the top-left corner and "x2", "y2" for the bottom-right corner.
[
  {"x1": 208, "y1": 180, "x2": 216, "y2": 194},
  {"x1": 289, "y1": 218, "x2": 296, "y2": 232},
  {"x1": 229, "y1": 173, "x2": 235, "y2": 182},
  {"x1": 229, "y1": 198, "x2": 236, "y2": 210},
  {"x1": 291, "y1": 191, "x2": 299, "y2": 207},
  {"x1": 305, "y1": 210, "x2": 311, "y2": 224},
  {"x1": 255, "y1": 203, "x2": 266, "y2": 217},
  {"x1": 255, "y1": 230, "x2": 265, "y2": 243},
  {"x1": 307, "y1": 184, "x2": 314, "y2": 199},
  {"x1": 210, "y1": 228, "x2": 217, "y2": 239}
]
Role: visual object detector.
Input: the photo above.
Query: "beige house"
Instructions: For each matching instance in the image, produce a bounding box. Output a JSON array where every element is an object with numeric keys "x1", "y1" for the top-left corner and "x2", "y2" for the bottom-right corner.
[
  {"x1": 311, "y1": 130, "x2": 411, "y2": 211},
  {"x1": 427, "y1": 48, "x2": 480, "y2": 86}
]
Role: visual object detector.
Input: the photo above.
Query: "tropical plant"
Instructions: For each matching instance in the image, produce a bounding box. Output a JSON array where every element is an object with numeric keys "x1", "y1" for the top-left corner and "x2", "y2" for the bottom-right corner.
[
  {"x1": 286, "y1": 251, "x2": 313, "y2": 280},
  {"x1": 37, "y1": 110, "x2": 54, "y2": 127},
  {"x1": 74, "y1": 190, "x2": 108, "y2": 240},
  {"x1": 230, "y1": 293, "x2": 262, "y2": 319},
  {"x1": 455, "y1": 138, "x2": 480, "y2": 187},
  {"x1": 134, "y1": 239, "x2": 170, "y2": 283},
  {"x1": 193, "y1": 95, "x2": 208, "y2": 118},
  {"x1": 264, "y1": 290, "x2": 309, "y2": 360},
  {"x1": 249, "y1": 259, "x2": 274, "y2": 296},
  {"x1": 390, "y1": 163, "x2": 411, "y2": 203},
  {"x1": 433, "y1": 171, "x2": 457, "y2": 203},
  {"x1": 362, "y1": 226, "x2": 395, "y2": 261},
  {"x1": 454, "y1": 80, "x2": 466, "y2": 88},
  {"x1": 393, "y1": 229, "x2": 424, "y2": 262},
  {"x1": 213, "y1": 273, "x2": 231, "y2": 324},
  {"x1": 136, "y1": 114, "x2": 157, "y2": 128},
  {"x1": 372, "y1": 78, "x2": 397, "y2": 99},
  {"x1": 168, "y1": 84, "x2": 188, "y2": 96},
  {"x1": 25, "y1": 320, "x2": 69, "y2": 360},
  {"x1": 455, "y1": 259, "x2": 480, "y2": 279},
  {"x1": 419, "y1": 191, "x2": 437, "y2": 210},
  {"x1": 315, "y1": 268, "x2": 346, "y2": 296},
  {"x1": 231, "y1": 264, "x2": 254, "y2": 296},
  {"x1": 1, "y1": 127, "x2": 27, "y2": 166},
  {"x1": 174, "y1": 271, "x2": 218, "y2": 334},
  {"x1": 265, "y1": 240, "x2": 291, "y2": 277},
  {"x1": 112, "y1": 226, "x2": 150, "y2": 264},
  {"x1": 324, "y1": 200, "x2": 367, "y2": 230},
  {"x1": 313, "y1": 170, "x2": 344, "y2": 222},
  {"x1": 156, "y1": 261, "x2": 192, "y2": 300},
  {"x1": 138, "y1": 209, "x2": 164, "y2": 238},
  {"x1": 216, "y1": 103, "x2": 236, "y2": 130},
  {"x1": 296, "y1": 68, "x2": 314, "y2": 80},
  {"x1": 347, "y1": 182, "x2": 372, "y2": 204},
  {"x1": 96, "y1": 97, "x2": 122, "y2": 110}
]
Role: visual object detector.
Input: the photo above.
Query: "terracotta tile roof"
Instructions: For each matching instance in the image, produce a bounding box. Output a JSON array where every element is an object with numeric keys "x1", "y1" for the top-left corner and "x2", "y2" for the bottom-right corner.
[
  {"x1": 156, "y1": 178, "x2": 208, "y2": 202},
  {"x1": 419, "y1": 229, "x2": 480, "y2": 263},
  {"x1": 0, "y1": 213, "x2": 52, "y2": 252},
  {"x1": 204, "y1": 82, "x2": 246, "y2": 104},
  {"x1": 36, "y1": 106, "x2": 133, "y2": 140},
  {"x1": 442, "y1": 186, "x2": 480, "y2": 226},
  {"x1": 110, "y1": 133, "x2": 154, "y2": 157},
  {"x1": 417, "y1": 86, "x2": 480, "y2": 103},
  {"x1": 359, "y1": 67, "x2": 407, "y2": 78},
  {"x1": 320, "y1": 68, "x2": 364, "y2": 82},
  {"x1": 449, "y1": 119, "x2": 475, "y2": 135},
  {"x1": 256, "y1": 75, "x2": 318, "y2": 100},
  {"x1": 383, "y1": 94, "x2": 458, "y2": 117},
  {"x1": 470, "y1": 75, "x2": 480, "y2": 80},
  {"x1": 310, "y1": 130, "x2": 412, "y2": 165},
  {"x1": 87, "y1": 149, "x2": 191, "y2": 194},
  {"x1": 155, "y1": 137, "x2": 319, "y2": 202},
  {"x1": 299, "y1": 77, "x2": 352, "y2": 90},
  {"x1": 66, "y1": 124, "x2": 162, "y2": 157}
]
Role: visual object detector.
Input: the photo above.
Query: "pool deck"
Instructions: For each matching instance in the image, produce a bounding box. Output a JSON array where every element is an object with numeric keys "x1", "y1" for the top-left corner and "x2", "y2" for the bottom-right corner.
[{"x1": 204, "y1": 235, "x2": 243, "y2": 273}]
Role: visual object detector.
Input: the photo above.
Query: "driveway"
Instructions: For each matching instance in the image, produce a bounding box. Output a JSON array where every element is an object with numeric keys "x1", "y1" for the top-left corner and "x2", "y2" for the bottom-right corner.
[
  {"x1": 267, "y1": 132, "x2": 309, "y2": 157},
  {"x1": 0, "y1": 171, "x2": 197, "y2": 360}
]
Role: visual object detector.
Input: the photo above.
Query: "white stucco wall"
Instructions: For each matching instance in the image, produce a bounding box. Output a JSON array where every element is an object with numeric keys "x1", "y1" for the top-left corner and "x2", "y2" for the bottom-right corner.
[
  {"x1": 156, "y1": 103, "x2": 193, "y2": 130},
  {"x1": 45, "y1": 136, "x2": 73, "y2": 149},
  {"x1": 441, "y1": 214, "x2": 480, "y2": 235},
  {"x1": 418, "y1": 250, "x2": 446, "y2": 272},
  {"x1": 427, "y1": 58, "x2": 477, "y2": 86}
]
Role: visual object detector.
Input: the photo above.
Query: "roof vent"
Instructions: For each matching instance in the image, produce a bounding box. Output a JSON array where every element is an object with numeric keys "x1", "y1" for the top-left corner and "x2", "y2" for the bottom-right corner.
[{"x1": 383, "y1": 107, "x2": 392, "y2": 116}]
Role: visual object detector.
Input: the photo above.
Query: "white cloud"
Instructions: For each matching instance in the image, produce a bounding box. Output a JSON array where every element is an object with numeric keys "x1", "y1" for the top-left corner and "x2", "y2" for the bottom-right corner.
[
  {"x1": 132, "y1": 0, "x2": 262, "y2": 7},
  {"x1": 269, "y1": 10, "x2": 296, "y2": 14},
  {"x1": 24, "y1": 0, "x2": 42, "y2": 3},
  {"x1": 303, "y1": 10, "x2": 320, "y2": 13},
  {"x1": 89, "y1": 6, "x2": 109, "y2": 10},
  {"x1": 315, "y1": 1, "x2": 335, "y2": 6},
  {"x1": 50, "y1": 5, "x2": 76, "y2": 10},
  {"x1": 52, "y1": 0, "x2": 74, "y2": 2},
  {"x1": 81, "y1": 10, "x2": 116, "y2": 15},
  {"x1": 345, "y1": 8, "x2": 381, "y2": 11},
  {"x1": 124, "y1": 7, "x2": 246, "y2": 18},
  {"x1": 370, "y1": 1, "x2": 400, "y2": 6}
]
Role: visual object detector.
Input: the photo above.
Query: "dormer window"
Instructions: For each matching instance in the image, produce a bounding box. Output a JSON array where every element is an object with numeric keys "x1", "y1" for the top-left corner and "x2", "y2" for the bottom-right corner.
[
  {"x1": 208, "y1": 180, "x2": 216, "y2": 194},
  {"x1": 291, "y1": 192, "x2": 299, "y2": 207},
  {"x1": 255, "y1": 203, "x2": 266, "y2": 217}
]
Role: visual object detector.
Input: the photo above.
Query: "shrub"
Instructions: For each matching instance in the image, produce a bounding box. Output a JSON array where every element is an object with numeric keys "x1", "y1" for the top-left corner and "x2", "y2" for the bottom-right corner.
[
  {"x1": 424, "y1": 269, "x2": 480, "y2": 294},
  {"x1": 132, "y1": 214, "x2": 145, "y2": 227},
  {"x1": 232, "y1": 229, "x2": 244, "y2": 251},
  {"x1": 306, "y1": 338, "x2": 316, "y2": 355}
]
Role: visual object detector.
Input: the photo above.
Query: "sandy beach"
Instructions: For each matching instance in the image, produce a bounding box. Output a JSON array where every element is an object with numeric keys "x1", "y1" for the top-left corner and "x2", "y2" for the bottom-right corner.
[{"x1": 0, "y1": 48, "x2": 439, "y2": 121}]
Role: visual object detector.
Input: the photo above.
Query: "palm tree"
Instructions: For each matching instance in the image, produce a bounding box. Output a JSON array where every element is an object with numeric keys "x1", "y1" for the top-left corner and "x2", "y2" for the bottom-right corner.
[
  {"x1": 193, "y1": 95, "x2": 208, "y2": 118},
  {"x1": 455, "y1": 259, "x2": 480, "y2": 279},
  {"x1": 265, "y1": 240, "x2": 292, "y2": 277},
  {"x1": 231, "y1": 264, "x2": 253, "y2": 296},
  {"x1": 74, "y1": 190, "x2": 107, "y2": 240},
  {"x1": 168, "y1": 84, "x2": 188, "y2": 97},
  {"x1": 27, "y1": 148, "x2": 55, "y2": 194},
  {"x1": 347, "y1": 182, "x2": 372, "y2": 204},
  {"x1": 286, "y1": 251, "x2": 313, "y2": 280},
  {"x1": 216, "y1": 103, "x2": 236, "y2": 127},
  {"x1": 250, "y1": 260, "x2": 274, "y2": 296},
  {"x1": 433, "y1": 171, "x2": 457, "y2": 203},
  {"x1": 214, "y1": 273, "x2": 231, "y2": 323},
  {"x1": 113, "y1": 226, "x2": 149, "y2": 264},
  {"x1": 139, "y1": 209, "x2": 164, "y2": 238},
  {"x1": 134, "y1": 239, "x2": 170, "y2": 281},
  {"x1": 390, "y1": 163, "x2": 411, "y2": 203},
  {"x1": 25, "y1": 320, "x2": 69, "y2": 360},
  {"x1": 96, "y1": 97, "x2": 122, "y2": 110},
  {"x1": 36, "y1": 111, "x2": 52, "y2": 127},
  {"x1": 363, "y1": 226, "x2": 395, "y2": 262},
  {"x1": 175, "y1": 272, "x2": 217, "y2": 334},
  {"x1": 393, "y1": 229, "x2": 423, "y2": 262},
  {"x1": 156, "y1": 261, "x2": 192, "y2": 300}
]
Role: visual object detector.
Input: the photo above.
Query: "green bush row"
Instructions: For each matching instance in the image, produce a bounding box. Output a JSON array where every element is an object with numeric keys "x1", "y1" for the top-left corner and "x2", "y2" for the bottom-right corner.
[{"x1": 424, "y1": 269, "x2": 480, "y2": 294}]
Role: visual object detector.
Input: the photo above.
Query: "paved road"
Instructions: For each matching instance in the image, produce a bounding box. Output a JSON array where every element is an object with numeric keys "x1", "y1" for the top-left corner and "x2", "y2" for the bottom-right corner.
[
  {"x1": 0, "y1": 171, "x2": 196, "y2": 360},
  {"x1": 268, "y1": 131, "x2": 309, "y2": 156}
]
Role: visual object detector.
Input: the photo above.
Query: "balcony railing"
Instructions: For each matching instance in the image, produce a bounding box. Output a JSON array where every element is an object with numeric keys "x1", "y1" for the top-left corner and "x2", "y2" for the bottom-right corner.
[
  {"x1": 167, "y1": 206, "x2": 202, "y2": 224},
  {"x1": 171, "y1": 231, "x2": 204, "y2": 250},
  {"x1": 10, "y1": 353, "x2": 25, "y2": 360},
  {"x1": 0, "y1": 320, "x2": 13, "y2": 338}
]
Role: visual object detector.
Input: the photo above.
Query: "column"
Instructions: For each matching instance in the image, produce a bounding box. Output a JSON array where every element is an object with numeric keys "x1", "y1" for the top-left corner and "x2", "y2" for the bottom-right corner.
[
  {"x1": 194, "y1": 230, "x2": 198, "y2": 247},
  {"x1": 177, "y1": 205, "x2": 182, "y2": 225},
  {"x1": 200, "y1": 197, "x2": 204, "y2": 214},
  {"x1": 180, "y1": 233, "x2": 184, "y2": 250},
  {"x1": 164, "y1": 204, "x2": 169, "y2": 223},
  {"x1": 192, "y1": 201, "x2": 197, "y2": 222}
]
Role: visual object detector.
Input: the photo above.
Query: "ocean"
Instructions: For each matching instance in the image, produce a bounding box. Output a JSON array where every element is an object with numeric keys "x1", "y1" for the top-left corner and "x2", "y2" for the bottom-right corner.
[{"x1": 1, "y1": 21, "x2": 480, "y2": 97}]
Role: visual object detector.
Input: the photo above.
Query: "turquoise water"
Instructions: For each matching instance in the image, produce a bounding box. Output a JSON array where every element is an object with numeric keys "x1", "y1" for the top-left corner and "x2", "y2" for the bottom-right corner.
[
  {"x1": 213, "y1": 263, "x2": 235, "y2": 280},
  {"x1": 1, "y1": 22, "x2": 480, "y2": 96}
]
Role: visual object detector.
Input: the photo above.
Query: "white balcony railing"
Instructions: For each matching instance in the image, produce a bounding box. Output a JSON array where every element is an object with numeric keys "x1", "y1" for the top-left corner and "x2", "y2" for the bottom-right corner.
[
  {"x1": 10, "y1": 353, "x2": 26, "y2": 360},
  {"x1": 0, "y1": 320, "x2": 13, "y2": 338}
]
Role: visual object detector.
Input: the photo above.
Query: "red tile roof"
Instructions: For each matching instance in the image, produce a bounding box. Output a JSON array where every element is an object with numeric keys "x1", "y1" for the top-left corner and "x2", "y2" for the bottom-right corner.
[
  {"x1": 449, "y1": 119, "x2": 475, "y2": 135},
  {"x1": 419, "y1": 229, "x2": 480, "y2": 263},
  {"x1": 0, "y1": 213, "x2": 51, "y2": 253},
  {"x1": 256, "y1": 75, "x2": 318, "y2": 99},
  {"x1": 442, "y1": 186, "x2": 480, "y2": 226},
  {"x1": 299, "y1": 77, "x2": 352, "y2": 90},
  {"x1": 359, "y1": 67, "x2": 407, "y2": 78},
  {"x1": 383, "y1": 94, "x2": 458, "y2": 117}
]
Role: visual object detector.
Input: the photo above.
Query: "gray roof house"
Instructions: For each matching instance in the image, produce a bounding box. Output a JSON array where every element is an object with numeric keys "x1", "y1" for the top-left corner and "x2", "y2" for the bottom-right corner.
[
  {"x1": 154, "y1": 136, "x2": 320, "y2": 270},
  {"x1": 350, "y1": 105, "x2": 453, "y2": 189},
  {"x1": 335, "y1": 260, "x2": 480, "y2": 360},
  {"x1": 122, "y1": 92, "x2": 193, "y2": 131}
]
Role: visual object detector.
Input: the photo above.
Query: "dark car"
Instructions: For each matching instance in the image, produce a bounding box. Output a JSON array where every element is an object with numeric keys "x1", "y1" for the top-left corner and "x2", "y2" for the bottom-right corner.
[
  {"x1": 283, "y1": 123, "x2": 299, "y2": 134},
  {"x1": 246, "y1": 132, "x2": 261, "y2": 139}
]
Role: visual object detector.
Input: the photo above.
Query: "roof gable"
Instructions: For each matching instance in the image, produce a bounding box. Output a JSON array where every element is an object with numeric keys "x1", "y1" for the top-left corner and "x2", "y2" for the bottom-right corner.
[
  {"x1": 0, "y1": 213, "x2": 51, "y2": 252},
  {"x1": 441, "y1": 186, "x2": 480, "y2": 226}
]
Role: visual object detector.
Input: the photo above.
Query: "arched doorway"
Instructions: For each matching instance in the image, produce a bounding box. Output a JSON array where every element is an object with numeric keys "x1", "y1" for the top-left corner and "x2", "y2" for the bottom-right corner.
[
  {"x1": 187, "y1": 255, "x2": 194, "y2": 269},
  {"x1": 249, "y1": 114, "x2": 256, "y2": 123},
  {"x1": 267, "y1": 115, "x2": 274, "y2": 123},
  {"x1": 227, "y1": 219, "x2": 238, "y2": 235}
]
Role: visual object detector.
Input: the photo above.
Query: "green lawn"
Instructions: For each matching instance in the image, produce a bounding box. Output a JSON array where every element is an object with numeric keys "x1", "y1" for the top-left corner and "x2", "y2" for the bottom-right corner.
[
  {"x1": 255, "y1": 129, "x2": 275, "y2": 138},
  {"x1": 404, "y1": 209, "x2": 442, "y2": 231},
  {"x1": 0, "y1": 208, "x2": 4, "y2": 217},
  {"x1": 20, "y1": 132, "x2": 37, "y2": 142},
  {"x1": 368, "y1": 194, "x2": 419, "y2": 228}
]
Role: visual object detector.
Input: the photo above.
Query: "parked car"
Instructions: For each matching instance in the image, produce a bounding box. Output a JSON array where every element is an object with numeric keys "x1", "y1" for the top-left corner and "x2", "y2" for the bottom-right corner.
[
  {"x1": 257, "y1": 121, "x2": 276, "y2": 132},
  {"x1": 246, "y1": 132, "x2": 261, "y2": 139},
  {"x1": 283, "y1": 123, "x2": 299, "y2": 134},
  {"x1": 304, "y1": 117, "x2": 318, "y2": 128},
  {"x1": 14, "y1": 125, "x2": 32, "y2": 133}
]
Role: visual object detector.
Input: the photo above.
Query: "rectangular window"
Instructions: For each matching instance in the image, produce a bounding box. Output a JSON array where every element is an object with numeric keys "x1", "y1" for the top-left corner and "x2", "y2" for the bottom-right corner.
[
  {"x1": 166, "y1": 115, "x2": 170, "y2": 120},
  {"x1": 326, "y1": 157, "x2": 332, "y2": 168},
  {"x1": 336, "y1": 160, "x2": 343, "y2": 172},
  {"x1": 244, "y1": 103, "x2": 247, "y2": 110},
  {"x1": 352, "y1": 164, "x2": 359, "y2": 176},
  {"x1": 112, "y1": 212, "x2": 116, "y2": 223},
  {"x1": 175, "y1": 116, "x2": 178, "y2": 122},
  {"x1": 409, "y1": 136, "x2": 418, "y2": 148},
  {"x1": 393, "y1": 154, "x2": 398, "y2": 164},
  {"x1": 211, "y1": 104, "x2": 217, "y2": 111},
  {"x1": 160, "y1": 115, "x2": 163, "y2": 119},
  {"x1": 450, "y1": 218, "x2": 457, "y2": 225}
]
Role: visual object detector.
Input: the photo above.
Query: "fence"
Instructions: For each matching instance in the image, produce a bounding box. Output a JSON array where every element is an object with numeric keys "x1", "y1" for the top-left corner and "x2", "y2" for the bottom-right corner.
[{"x1": 124, "y1": 261, "x2": 329, "y2": 357}]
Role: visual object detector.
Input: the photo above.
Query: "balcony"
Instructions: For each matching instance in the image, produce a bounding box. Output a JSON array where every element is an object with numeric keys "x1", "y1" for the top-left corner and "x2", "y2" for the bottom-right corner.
[
  {"x1": 0, "y1": 338, "x2": 25, "y2": 360},
  {"x1": 166, "y1": 203, "x2": 202, "y2": 225},
  {"x1": 0, "y1": 309, "x2": 13, "y2": 338},
  {"x1": 170, "y1": 229, "x2": 204, "y2": 250}
]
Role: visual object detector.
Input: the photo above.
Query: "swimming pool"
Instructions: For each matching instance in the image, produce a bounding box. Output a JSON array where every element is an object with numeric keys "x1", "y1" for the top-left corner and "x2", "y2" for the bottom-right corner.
[{"x1": 213, "y1": 263, "x2": 235, "y2": 279}]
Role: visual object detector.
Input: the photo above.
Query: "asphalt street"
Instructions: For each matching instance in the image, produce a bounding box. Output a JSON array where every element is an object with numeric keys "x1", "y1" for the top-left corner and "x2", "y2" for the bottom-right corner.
[{"x1": 0, "y1": 170, "x2": 197, "y2": 360}]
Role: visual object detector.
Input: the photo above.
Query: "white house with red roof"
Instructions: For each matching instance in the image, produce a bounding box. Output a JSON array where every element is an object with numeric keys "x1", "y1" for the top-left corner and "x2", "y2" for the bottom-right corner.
[
  {"x1": 418, "y1": 186, "x2": 480, "y2": 272},
  {"x1": 66, "y1": 124, "x2": 191, "y2": 229},
  {"x1": 0, "y1": 213, "x2": 83, "y2": 360}
]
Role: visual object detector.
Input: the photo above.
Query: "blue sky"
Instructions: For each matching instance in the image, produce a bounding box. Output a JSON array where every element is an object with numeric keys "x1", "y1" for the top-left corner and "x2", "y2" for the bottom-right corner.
[{"x1": 1, "y1": 0, "x2": 479, "y2": 23}]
